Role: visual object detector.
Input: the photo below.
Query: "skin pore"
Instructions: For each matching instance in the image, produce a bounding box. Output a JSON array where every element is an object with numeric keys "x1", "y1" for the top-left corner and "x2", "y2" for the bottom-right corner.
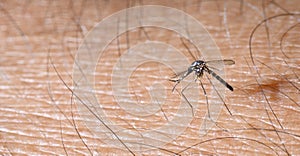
[{"x1": 0, "y1": 0, "x2": 299, "y2": 155}]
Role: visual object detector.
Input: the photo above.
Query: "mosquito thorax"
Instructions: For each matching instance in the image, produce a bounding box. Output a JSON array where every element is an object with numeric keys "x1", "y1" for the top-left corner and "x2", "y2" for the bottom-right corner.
[{"x1": 191, "y1": 60, "x2": 204, "y2": 66}]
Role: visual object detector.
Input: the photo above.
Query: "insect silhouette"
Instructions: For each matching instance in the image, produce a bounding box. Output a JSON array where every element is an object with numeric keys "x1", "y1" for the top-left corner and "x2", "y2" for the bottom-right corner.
[{"x1": 169, "y1": 59, "x2": 235, "y2": 116}]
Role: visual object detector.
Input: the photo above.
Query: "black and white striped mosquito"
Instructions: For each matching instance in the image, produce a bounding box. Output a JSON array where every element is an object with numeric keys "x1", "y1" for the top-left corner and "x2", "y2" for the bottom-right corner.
[{"x1": 169, "y1": 59, "x2": 235, "y2": 116}]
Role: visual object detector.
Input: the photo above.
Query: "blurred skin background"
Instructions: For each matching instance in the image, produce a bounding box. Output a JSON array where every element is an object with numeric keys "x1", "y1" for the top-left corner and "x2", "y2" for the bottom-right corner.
[{"x1": 0, "y1": 0, "x2": 299, "y2": 155}]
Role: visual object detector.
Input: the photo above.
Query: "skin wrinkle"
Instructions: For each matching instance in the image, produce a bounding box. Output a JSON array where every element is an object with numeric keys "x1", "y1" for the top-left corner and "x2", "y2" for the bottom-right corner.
[{"x1": 0, "y1": 0, "x2": 299, "y2": 155}]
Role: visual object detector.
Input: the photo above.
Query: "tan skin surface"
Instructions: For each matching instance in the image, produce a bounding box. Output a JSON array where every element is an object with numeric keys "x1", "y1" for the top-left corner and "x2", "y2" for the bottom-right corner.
[{"x1": 0, "y1": 0, "x2": 299, "y2": 155}]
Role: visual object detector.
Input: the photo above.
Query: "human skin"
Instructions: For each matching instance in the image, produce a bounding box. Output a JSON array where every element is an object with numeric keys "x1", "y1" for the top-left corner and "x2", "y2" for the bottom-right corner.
[{"x1": 0, "y1": 0, "x2": 299, "y2": 155}]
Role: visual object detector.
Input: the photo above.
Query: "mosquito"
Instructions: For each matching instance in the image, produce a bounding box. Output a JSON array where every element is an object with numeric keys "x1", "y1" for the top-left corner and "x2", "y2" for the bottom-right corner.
[{"x1": 169, "y1": 59, "x2": 235, "y2": 116}]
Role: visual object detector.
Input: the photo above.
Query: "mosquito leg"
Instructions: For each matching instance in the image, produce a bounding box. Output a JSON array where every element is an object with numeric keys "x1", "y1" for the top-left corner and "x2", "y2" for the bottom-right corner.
[
  {"x1": 205, "y1": 74, "x2": 233, "y2": 116},
  {"x1": 154, "y1": 98, "x2": 168, "y2": 121},
  {"x1": 176, "y1": 80, "x2": 195, "y2": 116},
  {"x1": 199, "y1": 80, "x2": 210, "y2": 118},
  {"x1": 171, "y1": 81, "x2": 180, "y2": 92}
]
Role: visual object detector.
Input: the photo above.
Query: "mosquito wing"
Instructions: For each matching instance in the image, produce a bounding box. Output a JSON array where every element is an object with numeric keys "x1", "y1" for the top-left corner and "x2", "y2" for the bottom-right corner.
[
  {"x1": 169, "y1": 66, "x2": 194, "y2": 92},
  {"x1": 169, "y1": 70, "x2": 189, "y2": 82},
  {"x1": 206, "y1": 59, "x2": 235, "y2": 66}
]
